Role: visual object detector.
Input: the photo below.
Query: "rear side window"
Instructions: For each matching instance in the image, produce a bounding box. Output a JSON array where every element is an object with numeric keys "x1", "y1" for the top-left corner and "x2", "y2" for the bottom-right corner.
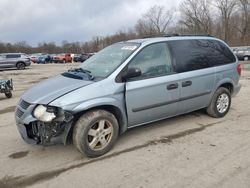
[
  {"x1": 6, "y1": 54, "x2": 21, "y2": 58},
  {"x1": 168, "y1": 39, "x2": 236, "y2": 73}
]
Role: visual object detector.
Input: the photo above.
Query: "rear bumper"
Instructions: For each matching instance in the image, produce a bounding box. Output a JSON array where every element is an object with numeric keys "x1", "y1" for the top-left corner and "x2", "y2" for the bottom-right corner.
[
  {"x1": 25, "y1": 61, "x2": 32, "y2": 66},
  {"x1": 232, "y1": 83, "x2": 241, "y2": 97}
]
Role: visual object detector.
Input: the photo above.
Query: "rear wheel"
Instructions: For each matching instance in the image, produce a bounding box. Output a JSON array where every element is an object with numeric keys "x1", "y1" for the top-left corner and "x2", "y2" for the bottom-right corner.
[
  {"x1": 244, "y1": 56, "x2": 249, "y2": 61},
  {"x1": 206, "y1": 87, "x2": 231, "y2": 118},
  {"x1": 73, "y1": 110, "x2": 119, "y2": 157},
  {"x1": 16, "y1": 62, "x2": 25, "y2": 70}
]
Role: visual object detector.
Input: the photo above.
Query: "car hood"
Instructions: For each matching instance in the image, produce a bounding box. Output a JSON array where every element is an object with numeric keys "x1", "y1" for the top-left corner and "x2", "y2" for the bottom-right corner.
[{"x1": 21, "y1": 75, "x2": 93, "y2": 104}]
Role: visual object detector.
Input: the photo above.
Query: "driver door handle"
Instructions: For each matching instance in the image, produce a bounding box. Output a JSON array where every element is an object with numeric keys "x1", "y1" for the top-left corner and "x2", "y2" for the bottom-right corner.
[{"x1": 182, "y1": 81, "x2": 192, "y2": 87}]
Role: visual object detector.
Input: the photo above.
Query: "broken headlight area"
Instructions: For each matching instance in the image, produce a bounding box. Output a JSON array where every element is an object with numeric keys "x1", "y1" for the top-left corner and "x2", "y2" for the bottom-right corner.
[
  {"x1": 33, "y1": 105, "x2": 58, "y2": 122},
  {"x1": 28, "y1": 108, "x2": 73, "y2": 144}
]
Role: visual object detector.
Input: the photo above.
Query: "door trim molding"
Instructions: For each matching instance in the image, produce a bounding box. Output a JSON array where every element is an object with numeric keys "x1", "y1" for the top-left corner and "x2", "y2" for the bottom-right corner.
[{"x1": 132, "y1": 91, "x2": 211, "y2": 112}]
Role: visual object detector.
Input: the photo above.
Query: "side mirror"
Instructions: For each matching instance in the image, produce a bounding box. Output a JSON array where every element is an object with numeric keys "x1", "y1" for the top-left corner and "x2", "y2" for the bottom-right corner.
[{"x1": 122, "y1": 67, "x2": 141, "y2": 81}]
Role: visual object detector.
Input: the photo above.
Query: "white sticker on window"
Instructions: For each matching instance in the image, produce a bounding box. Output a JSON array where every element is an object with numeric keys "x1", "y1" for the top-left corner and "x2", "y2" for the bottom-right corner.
[{"x1": 121, "y1": 46, "x2": 137, "y2": 50}]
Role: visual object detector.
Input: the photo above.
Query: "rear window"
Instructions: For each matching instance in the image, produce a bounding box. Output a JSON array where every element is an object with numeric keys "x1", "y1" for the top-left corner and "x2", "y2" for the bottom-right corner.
[
  {"x1": 168, "y1": 39, "x2": 236, "y2": 73},
  {"x1": 6, "y1": 54, "x2": 21, "y2": 58}
]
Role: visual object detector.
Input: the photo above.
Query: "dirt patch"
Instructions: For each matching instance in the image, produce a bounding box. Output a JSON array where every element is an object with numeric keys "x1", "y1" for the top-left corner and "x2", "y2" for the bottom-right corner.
[
  {"x1": 8, "y1": 151, "x2": 29, "y2": 159},
  {"x1": 28, "y1": 77, "x2": 49, "y2": 84},
  {"x1": 0, "y1": 106, "x2": 16, "y2": 114},
  {"x1": 0, "y1": 97, "x2": 10, "y2": 101},
  {"x1": 28, "y1": 81, "x2": 39, "y2": 84},
  {"x1": 0, "y1": 176, "x2": 23, "y2": 188},
  {"x1": 0, "y1": 120, "x2": 224, "y2": 188}
]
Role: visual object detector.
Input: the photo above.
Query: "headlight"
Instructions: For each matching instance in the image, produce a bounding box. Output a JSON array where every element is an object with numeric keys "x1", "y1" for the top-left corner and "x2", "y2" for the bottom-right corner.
[{"x1": 33, "y1": 105, "x2": 56, "y2": 122}]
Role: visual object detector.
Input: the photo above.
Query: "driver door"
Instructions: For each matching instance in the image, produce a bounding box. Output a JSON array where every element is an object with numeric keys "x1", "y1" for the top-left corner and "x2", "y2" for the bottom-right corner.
[{"x1": 125, "y1": 42, "x2": 180, "y2": 127}]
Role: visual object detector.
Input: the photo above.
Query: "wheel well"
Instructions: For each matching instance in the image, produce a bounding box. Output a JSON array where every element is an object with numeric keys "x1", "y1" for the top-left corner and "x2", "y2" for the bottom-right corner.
[
  {"x1": 16, "y1": 61, "x2": 25, "y2": 65},
  {"x1": 219, "y1": 83, "x2": 233, "y2": 93},
  {"x1": 74, "y1": 105, "x2": 124, "y2": 134}
]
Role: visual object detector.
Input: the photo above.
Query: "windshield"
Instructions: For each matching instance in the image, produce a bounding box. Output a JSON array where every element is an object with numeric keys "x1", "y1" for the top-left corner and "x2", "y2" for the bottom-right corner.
[{"x1": 79, "y1": 42, "x2": 140, "y2": 78}]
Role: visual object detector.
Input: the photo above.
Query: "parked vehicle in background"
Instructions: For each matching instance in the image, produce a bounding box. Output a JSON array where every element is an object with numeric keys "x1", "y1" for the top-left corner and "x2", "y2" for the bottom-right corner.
[
  {"x1": 37, "y1": 56, "x2": 47, "y2": 64},
  {"x1": 53, "y1": 53, "x2": 72, "y2": 63},
  {"x1": 15, "y1": 35, "x2": 241, "y2": 158},
  {"x1": 232, "y1": 47, "x2": 250, "y2": 61},
  {"x1": 30, "y1": 53, "x2": 44, "y2": 63},
  {"x1": 36, "y1": 55, "x2": 52, "y2": 64},
  {"x1": 235, "y1": 48, "x2": 250, "y2": 61},
  {"x1": 73, "y1": 53, "x2": 91, "y2": 62},
  {"x1": 0, "y1": 53, "x2": 31, "y2": 69}
]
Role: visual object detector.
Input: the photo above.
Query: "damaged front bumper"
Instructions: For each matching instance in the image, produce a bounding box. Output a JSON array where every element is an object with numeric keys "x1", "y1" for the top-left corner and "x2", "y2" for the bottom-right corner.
[{"x1": 15, "y1": 99, "x2": 74, "y2": 145}]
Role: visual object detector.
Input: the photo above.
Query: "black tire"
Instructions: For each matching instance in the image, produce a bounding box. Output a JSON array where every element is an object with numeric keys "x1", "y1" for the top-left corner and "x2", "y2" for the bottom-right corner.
[
  {"x1": 16, "y1": 62, "x2": 25, "y2": 70},
  {"x1": 73, "y1": 110, "x2": 119, "y2": 158},
  {"x1": 244, "y1": 56, "x2": 249, "y2": 61},
  {"x1": 206, "y1": 87, "x2": 231, "y2": 118},
  {"x1": 5, "y1": 92, "x2": 12, "y2": 98}
]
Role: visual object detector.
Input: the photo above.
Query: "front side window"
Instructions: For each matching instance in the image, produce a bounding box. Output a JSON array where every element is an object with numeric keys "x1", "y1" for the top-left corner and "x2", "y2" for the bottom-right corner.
[
  {"x1": 79, "y1": 42, "x2": 139, "y2": 78},
  {"x1": 127, "y1": 42, "x2": 173, "y2": 80}
]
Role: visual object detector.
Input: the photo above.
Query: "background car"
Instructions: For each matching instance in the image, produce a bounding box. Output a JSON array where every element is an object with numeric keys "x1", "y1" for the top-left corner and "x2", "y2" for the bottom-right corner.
[
  {"x1": 73, "y1": 53, "x2": 91, "y2": 62},
  {"x1": 233, "y1": 47, "x2": 250, "y2": 61},
  {"x1": 53, "y1": 53, "x2": 72, "y2": 63},
  {"x1": 30, "y1": 53, "x2": 44, "y2": 63},
  {"x1": 36, "y1": 55, "x2": 52, "y2": 64},
  {"x1": 0, "y1": 53, "x2": 31, "y2": 69}
]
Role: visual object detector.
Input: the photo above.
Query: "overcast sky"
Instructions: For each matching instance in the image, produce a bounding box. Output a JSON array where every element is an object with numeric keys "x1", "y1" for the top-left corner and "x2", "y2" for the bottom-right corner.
[{"x1": 0, "y1": 0, "x2": 181, "y2": 46}]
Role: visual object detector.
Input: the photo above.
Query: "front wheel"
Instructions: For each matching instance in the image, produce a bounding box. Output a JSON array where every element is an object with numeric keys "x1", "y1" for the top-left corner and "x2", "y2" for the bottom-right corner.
[
  {"x1": 206, "y1": 87, "x2": 231, "y2": 118},
  {"x1": 73, "y1": 110, "x2": 119, "y2": 158}
]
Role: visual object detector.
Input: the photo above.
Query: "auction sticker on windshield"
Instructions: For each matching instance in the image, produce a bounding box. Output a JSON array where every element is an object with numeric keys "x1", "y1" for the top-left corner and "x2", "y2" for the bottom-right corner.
[{"x1": 121, "y1": 46, "x2": 137, "y2": 50}]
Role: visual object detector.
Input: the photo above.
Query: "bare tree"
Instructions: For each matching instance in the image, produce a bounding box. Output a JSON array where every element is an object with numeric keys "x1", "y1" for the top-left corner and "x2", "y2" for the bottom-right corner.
[
  {"x1": 179, "y1": 0, "x2": 213, "y2": 34},
  {"x1": 135, "y1": 5, "x2": 173, "y2": 37},
  {"x1": 214, "y1": 0, "x2": 237, "y2": 42},
  {"x1": 237, "y1": 0, "x2": 250, "y2": 44}
]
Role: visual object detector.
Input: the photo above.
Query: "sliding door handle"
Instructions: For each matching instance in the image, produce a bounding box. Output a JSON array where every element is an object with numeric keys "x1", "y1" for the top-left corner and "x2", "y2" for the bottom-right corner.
[{"x1": 167, "y1": 83, "x2": 178, "y2": 90}]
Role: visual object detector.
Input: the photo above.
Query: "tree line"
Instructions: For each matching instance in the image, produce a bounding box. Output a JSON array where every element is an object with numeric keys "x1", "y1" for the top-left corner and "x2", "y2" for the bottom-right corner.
[{"x1": 0, "y1": 0, "x2": 249, "y2": 54}]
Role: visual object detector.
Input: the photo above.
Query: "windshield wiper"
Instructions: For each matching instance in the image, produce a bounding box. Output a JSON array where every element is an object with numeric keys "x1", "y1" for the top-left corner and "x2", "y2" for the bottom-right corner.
[{"x1": 68, "y1": 68, "x2": 94, "y2": 80}]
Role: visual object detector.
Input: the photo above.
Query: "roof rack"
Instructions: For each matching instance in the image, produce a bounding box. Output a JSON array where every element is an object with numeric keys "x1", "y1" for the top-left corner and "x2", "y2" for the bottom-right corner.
[
  {"x1": 163, "y1": 33, "x2": 180, "y2": 37},
  {"x1": 143, "y1": 33, "x2": 214, "y2": 39},
  {"x1": 143, "y1": 34, "x2": 165, "y2": 38},
  {"x1": 163, "y1": 33, "x2": 214, "y2": 37}
]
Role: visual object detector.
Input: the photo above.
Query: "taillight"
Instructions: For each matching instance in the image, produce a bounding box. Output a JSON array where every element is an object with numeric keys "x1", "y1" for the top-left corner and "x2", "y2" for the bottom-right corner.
[{"x1": 237, "y1": 64, "x2": 241, "y2": 76}]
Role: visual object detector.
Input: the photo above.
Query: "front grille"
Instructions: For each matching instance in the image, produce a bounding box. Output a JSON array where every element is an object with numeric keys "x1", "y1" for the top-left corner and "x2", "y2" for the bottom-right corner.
[
  {"x1": 16, "y1": 108, "x2": 24, "y2": 118},
  {"x1": 19, "y1": 100, "x2": 30, "y2": 110}
]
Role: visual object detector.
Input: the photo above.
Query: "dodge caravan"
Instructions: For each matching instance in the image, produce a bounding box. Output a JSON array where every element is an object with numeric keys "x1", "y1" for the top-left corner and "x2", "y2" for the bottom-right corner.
[{"x1": 15, "y1": 35, "x2": 241, "y2": 157}]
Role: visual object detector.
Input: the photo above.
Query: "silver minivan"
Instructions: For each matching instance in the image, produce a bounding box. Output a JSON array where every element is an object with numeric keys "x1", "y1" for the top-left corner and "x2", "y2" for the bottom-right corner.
[{"x1": 15, "y1": 36, "x2": 241, "y2": 157}]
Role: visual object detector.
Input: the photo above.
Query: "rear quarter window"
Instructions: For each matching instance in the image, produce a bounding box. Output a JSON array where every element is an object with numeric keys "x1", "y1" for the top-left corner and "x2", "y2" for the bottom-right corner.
[{"x1": 168, "y1": 39, "x2": 236, "y2": 73}]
